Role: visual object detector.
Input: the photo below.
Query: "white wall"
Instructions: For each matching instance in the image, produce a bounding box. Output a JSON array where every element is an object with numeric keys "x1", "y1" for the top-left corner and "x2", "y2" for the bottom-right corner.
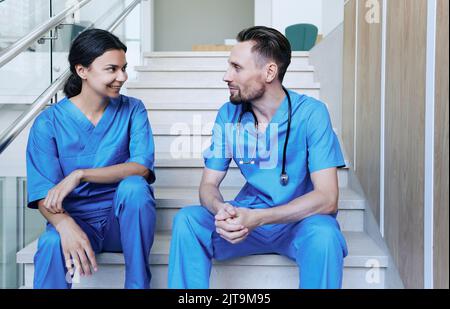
[
  {"x1": 322, "y1": 0, "x2": 345, "y2": 36},
  {"x1": 255, "y1": 0, "x2": 344, "y2": 37},
  {"x1": 309, "y1": 24, "x2": 344, "y2": 135},
  {"x1": 272, "y1": 0, "x2": 323, "y2": 34},
  {"x1": 154, "y1": 0, "x2": 254, "y2": 51}
]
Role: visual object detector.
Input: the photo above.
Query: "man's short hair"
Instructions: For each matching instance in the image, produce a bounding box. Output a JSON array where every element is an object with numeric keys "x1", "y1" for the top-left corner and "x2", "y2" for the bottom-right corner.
[{"x1": 236, "y1": 26, "x2": 292, "y2": 83}]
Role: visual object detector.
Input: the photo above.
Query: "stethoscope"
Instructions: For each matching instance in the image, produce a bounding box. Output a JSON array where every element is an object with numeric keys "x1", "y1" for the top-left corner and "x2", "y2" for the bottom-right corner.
[{"x1": 236, "y1": 86, "x2": 292, "y2": 186}]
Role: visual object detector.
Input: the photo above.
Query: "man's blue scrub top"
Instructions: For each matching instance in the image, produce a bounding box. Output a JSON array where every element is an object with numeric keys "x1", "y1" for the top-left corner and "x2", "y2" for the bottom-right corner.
[
  {"x1": 26, "y1": 95, "x2": 155, "y2": 218},
  {"x1": 204, "y1": 90, "x2": 345, "y2": 208}
]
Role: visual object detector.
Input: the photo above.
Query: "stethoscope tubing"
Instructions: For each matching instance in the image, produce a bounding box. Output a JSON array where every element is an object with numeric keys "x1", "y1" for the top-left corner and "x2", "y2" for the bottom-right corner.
[{"x1": 236, "y1": 87, "x2": 292, "y2": 186}]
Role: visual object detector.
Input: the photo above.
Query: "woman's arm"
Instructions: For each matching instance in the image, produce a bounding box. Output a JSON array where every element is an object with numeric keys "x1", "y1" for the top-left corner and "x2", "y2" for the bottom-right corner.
[
  {"x1": 38, "y1": 200, "x2": 98, "y2": 276},
  {"x1": 78, "y1": 162, "x2": 150, "y2": 184},
  {"x1": 43, "y1": 162, "x2": 150, "y2": 214}
]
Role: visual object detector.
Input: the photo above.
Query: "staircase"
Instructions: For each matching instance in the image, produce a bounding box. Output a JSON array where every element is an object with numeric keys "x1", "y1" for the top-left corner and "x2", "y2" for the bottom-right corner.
[{"x1": 16, "y1": 51, "x2": 389, "y2": 289}]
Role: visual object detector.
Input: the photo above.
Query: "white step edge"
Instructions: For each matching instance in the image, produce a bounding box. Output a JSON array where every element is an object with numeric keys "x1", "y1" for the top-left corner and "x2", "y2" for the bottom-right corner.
[
  {"x1": 143, "y1": 51, "x2": 310, "y2": 58},
  {"x1": 153, "y1": 186, "x2": 364, "y2": 211},
  {"x1": 17, "y1": 231, "x2": 388, "y2": 268},
  {"x1": 154, "y1": 156, "x2": 350, "y2": 169},
  {"x1": 134, "y1": 66, "x2": 315, "y2": 72},
  {"x1": 125, "y1": 82, "x2": 321, "y2": 89}
]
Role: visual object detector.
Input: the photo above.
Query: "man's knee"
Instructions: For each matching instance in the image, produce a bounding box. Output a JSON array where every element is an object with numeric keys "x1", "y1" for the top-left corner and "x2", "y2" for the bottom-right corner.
[
  {"x1": 172, "y1": 206, "x2": 211, "y2": 233},
  {"x1": 294, "y1": 215, "x2": 345, "y2": 255}
]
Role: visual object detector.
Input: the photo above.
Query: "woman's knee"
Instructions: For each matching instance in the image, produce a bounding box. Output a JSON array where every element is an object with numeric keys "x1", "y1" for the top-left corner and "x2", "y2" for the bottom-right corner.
[
  {"x1": 37, "y1": 228, "x2": 62, "y2": 253},
  {"x1": 116, "y1": 175, "x2": 154, "y2": 205}
]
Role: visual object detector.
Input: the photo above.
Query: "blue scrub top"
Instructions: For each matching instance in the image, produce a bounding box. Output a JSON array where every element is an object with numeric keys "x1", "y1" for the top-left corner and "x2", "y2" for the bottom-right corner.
[
  {"x1": 26, "y1": 95, "x2": 155, "y2": 218},
  {"x1": 204, "y1": 90, "x2": 345, "y2": 208}
]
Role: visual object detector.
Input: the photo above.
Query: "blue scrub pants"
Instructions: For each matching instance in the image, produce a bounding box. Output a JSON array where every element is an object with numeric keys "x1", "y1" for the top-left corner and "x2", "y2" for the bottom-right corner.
[
  {"x1": 168, "y1": 204, "x2": 348, "y2": 289},
  {"x1": 33, "y1": 176, "x2": 156, "y2": 289}
]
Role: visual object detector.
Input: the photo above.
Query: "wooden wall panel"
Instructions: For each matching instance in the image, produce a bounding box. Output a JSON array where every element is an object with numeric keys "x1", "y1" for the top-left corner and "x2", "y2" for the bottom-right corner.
[
  {"x1": 384, "y1": 0, "x2": 427, "y2": 289},
  {"x1": 434, "y1": 0, "x2": 449, "y2": 290},
  {"x1": 355, "y1": 0, "x2": 382, "y2": 223},
  {"x1": 342, "y1": 0, "x2": 356, "y2": 165}
]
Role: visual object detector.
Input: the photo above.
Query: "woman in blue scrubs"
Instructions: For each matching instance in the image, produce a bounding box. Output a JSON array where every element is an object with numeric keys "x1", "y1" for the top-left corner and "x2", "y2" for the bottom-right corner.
[
  {"x1": 26, "y1": 29, "x2": 156, "y2": 289},
  {"x1": 168, "y1": 26, "x2": 348, "y2": 289}
]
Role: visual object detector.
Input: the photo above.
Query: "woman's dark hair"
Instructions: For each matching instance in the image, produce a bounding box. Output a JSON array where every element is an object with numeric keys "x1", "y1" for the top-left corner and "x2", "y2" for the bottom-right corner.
[
  {"x1": 236, "y1": 26, "x2": 291, "y2": 83},
  {"x1": 64, "y1": 28, "x2": 127, "y2": 98}
]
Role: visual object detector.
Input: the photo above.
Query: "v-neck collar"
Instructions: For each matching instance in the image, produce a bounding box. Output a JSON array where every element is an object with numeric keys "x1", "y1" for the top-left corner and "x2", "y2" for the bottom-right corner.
[
  {"x1": 241, "y1": 92, "x2": 290, "y2": 136},
  {"x1": 266, "y1": 93, "x2": 289, "y2": 125},
  {"x1": 62, "y1": 97, "x2": 115, "y2": 132}
]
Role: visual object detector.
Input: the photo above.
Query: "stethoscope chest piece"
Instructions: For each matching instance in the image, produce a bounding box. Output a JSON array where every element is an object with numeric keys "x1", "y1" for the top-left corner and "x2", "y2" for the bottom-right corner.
[{"x1": 280, "y1": 173, "x2": 289, "y2": 186}]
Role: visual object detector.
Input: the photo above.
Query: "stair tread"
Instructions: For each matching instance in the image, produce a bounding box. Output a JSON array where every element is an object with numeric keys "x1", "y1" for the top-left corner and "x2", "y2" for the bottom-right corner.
[
  {"x1": 145, "y1": 102, "x2": 223, "y2": 110},
  {"x1": 135, "y1": 66, "x2": 315, "y2": 72},
  {"x1": 126, "y1": 81, "x2": 321, "y2": 89},
  {"x1": 17, "y1": 231, "x2": 388, "y2": 267},
  {"x1": 153, "y1": 155, "x2": 351, "y2": 170},
  {"x1": 143, "y1": 51, "x2": 310, "y2": 58},
  {"x1": 153, "y1": 186, "x2": 364, "y2": 210}
]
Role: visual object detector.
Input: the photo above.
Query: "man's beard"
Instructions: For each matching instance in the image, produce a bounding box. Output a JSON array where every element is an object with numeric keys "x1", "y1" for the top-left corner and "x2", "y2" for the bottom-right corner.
[{"x1": 229, "y1": 84, "x2": 266, "y2": 105}]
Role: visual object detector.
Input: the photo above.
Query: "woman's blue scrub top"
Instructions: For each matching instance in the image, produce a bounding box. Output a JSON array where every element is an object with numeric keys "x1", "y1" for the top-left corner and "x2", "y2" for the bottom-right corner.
[
  {"x1": 204, "y1": 90, "x2": 346, "y2": 208},
  {"x1": 26, "y1": 95, "x2": 155, "y2": 218}
]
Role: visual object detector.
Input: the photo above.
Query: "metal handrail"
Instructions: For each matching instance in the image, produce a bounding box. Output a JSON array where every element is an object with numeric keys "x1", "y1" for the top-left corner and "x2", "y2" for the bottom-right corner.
[
  {"x1": 0, "y1": 0, "x2": 143, "y2": 154},
  {"x1": 0, "y1": 0, "x2": 93, "y2": 69}
]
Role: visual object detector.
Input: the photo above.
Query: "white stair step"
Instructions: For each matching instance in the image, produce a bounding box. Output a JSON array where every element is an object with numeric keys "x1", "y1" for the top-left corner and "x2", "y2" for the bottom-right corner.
[
  {"x1": 147, "y1": 110, "x2": 217, "y2": 125},
  {"x1": 127, "y1": 87, "x2": 320, "y2": 104},
  {"x1": 126, "y1": 81, "x2": 321, "y2": 92},
  {"x1": 145, "y1": 101, "x2": 224, "y2": 110},
  {"x1": 153, "y1": 135, "x2": 211, "y2": 156},
  {"x1": 152, "y1": 186, "x2": 364, "y2": 232},
  {"x1": 134, "y1": 69, "x2": 316, "y2": 87},
  {"x1": 152, "y1": 158, "x2": 349, "y2": 188},
  {"x1": 17, "y1": 231, "x2": 388, "y2": 289},
  {"x1": 143, "y1": 51, "x2": 311, "y2": 71}
]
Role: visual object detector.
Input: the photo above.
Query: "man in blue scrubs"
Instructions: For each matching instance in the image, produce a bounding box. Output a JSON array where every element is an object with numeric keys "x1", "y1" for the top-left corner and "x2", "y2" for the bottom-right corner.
[{"x1": 168, "y1": 26, "x2": 348, "y2": 289}]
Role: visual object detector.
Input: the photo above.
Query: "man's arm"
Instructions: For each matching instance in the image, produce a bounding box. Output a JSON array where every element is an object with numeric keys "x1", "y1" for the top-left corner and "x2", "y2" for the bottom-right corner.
[
  {"x1": 199, "y1": 167, "x2": 229, "y2": 215},
  {"x1": 250, "y1": 167, "x2": 339, "y2": 226},
  {"x1": 200, "y1": 167, "x2": 249, "y2": 243}
]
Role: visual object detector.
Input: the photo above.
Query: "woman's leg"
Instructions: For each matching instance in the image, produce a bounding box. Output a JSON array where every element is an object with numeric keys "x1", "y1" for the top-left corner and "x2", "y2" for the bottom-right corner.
[
  {"x1": 33, "y1": 218, "x2": 102, "y2": 289},
  {"x1": 33, "y1": 224, "x2": 70, "y2": 289},
  {"x1": 111, "y1": 175, "x2": 156, "y2": 289}
]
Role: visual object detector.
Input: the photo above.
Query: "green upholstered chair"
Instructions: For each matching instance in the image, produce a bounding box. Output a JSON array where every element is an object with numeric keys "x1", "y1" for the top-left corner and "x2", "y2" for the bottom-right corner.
[{"x1": 285, "y1": 23, "x2": 319, "y2": 51}]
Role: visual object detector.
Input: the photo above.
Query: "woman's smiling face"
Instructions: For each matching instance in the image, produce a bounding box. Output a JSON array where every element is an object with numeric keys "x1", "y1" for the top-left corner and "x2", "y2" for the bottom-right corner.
[{"x1": 76, "y1": 49, "x2": 128, "y2": 98}]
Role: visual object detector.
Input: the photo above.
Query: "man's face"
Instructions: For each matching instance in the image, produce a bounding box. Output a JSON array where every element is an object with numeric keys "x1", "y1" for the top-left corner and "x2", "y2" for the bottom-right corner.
[{"x1": 223, "y1": 41, "x2": 267, "y2": 104}]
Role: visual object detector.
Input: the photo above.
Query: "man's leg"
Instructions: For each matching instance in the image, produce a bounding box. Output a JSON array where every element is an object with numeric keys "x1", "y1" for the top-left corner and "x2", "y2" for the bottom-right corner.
[
  {"x1": 112, "y1": 175, "x2": 156, "y2": 289},
  {"x1": 168, "y1": 205, "x2": 274, "y2": 289},
  {"x1": 280, "y1": 214, "x2": 348, "y2": 289}
]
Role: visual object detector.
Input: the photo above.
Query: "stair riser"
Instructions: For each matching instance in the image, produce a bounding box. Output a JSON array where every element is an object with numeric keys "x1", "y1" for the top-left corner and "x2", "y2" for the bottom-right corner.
[
  {"x1": 23, "y1": 264, "x2": 385, "y2": 289},
  {"x1": 143, "y1": 57, "x2": 311, "y2": 71},
  {"x1": 136, "y1": 71, "x2": 316, "y2": 87},
  {"x1": 154, "y1": 136, "x2": 211, "y2": 155},
  {"x1": 155, "y1": 208, "x2": 364, "y2": 232},
  {"x1": 127, "y1": 88, "x2": 320, "y2": 105},
  {"x1": 153, "y1": 167, "x2": 348, "y2": 188},
  {"x1": 148, "y1": 110, "x2": 217, "y2": 125}
]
